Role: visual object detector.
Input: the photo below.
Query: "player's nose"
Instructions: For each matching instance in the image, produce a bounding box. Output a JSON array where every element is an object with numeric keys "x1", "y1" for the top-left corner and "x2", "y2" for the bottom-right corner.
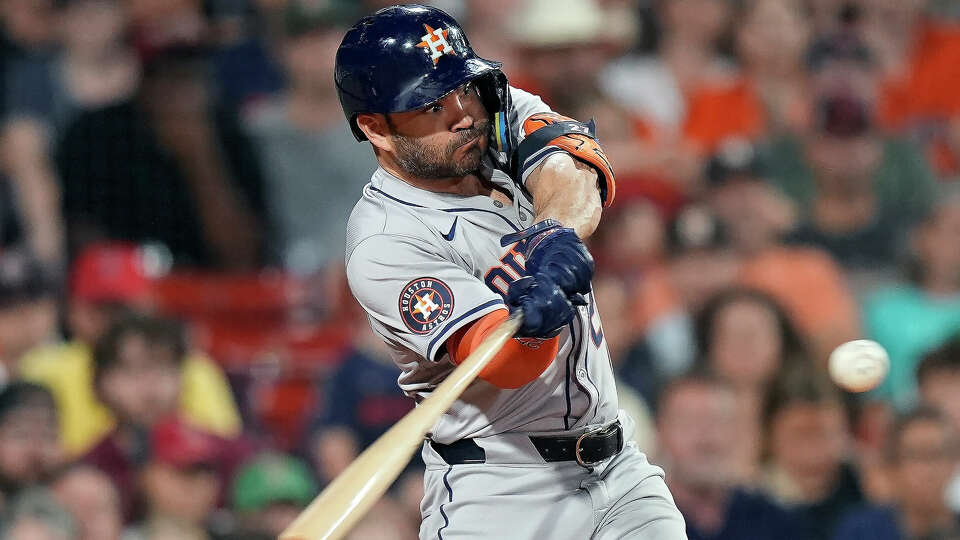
[{"x1": 446, "y1": 93, "x2": 475, "y2": 132}]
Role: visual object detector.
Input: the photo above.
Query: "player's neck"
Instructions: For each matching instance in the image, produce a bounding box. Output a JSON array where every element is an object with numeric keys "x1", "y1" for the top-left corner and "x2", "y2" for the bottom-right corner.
[{"x1": 381, "y1": 162, "x2": 495, "y2": 198}]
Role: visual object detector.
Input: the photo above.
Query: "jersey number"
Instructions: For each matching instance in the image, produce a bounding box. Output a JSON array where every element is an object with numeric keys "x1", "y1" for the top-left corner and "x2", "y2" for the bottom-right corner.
[{"x1": 484, "y1": 245, "x2": 527, "y2": 297}]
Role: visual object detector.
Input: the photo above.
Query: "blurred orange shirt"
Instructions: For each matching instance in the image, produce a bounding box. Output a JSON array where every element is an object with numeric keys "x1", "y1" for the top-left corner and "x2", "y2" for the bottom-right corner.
[
  {"x1": 739, "y1": 247, "x2": 860, "y2": 347},
  {"x1": 878, "y1": 21, "x2": 960, "y2": 176},
  {"x1": 632, "y1": 78, "x2": 767, "y2": 155},
  {"x1": 629, "y1": 247, "x2": 859, "y2": 350}
]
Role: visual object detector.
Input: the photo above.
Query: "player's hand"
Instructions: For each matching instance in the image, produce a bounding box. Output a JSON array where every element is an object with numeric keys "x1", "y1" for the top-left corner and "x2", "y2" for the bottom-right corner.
[
  {"x1": 502, "y1": 220, "x2": 594, "y2": 299},
  {"x1": 506, "y1": 274, "x2": 576, "y2": 338}
]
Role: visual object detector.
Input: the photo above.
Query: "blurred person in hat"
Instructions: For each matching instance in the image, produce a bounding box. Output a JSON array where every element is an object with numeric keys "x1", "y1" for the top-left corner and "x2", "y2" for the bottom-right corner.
[
  {"x1": 705, "y1": 137, "x2": 861, "y2": 362},
  {"x1": 243, "y1": 0, "x2": 376, "y2": 274},
  {"x1": 51, "y1": 464, "x2": 123, "y2": 540},
  {"x1": 124, "y1": 418, "x2": 225, "y2": 540},
  {"x1": 230, "y1": 452, "x2": 317, "y2": 537},
  {"x1": 0, "y1": 382, "x2": 63, "y2": 505},
  {"x1": 0, "y1": 249, "x2": 60, "y2": 382},
  {"x1": 761, "y1": 32, "x2": 937, "y2": 285},
  {"x1": 506, "y1": 0, "x2": 629, "y2": 113},
  {"x1": 19, "y1": 242, "x2": 241, "y2": 457}
]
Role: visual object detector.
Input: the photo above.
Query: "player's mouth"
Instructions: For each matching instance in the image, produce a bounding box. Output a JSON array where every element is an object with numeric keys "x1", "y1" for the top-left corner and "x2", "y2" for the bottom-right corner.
[{"x1": 457, "y1": 134, "x2": 482, "y2": 152}]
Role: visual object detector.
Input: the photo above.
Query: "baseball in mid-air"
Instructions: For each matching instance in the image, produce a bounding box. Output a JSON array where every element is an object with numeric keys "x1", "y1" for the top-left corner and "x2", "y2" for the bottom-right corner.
[{"x1": 828, "y1": 339, "x2": 890, "y2": 392}]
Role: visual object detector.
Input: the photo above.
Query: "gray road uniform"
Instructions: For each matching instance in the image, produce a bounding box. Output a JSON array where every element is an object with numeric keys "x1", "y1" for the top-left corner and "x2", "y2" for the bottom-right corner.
[{"x1": 345, "y1": 87, "x2": 686, "y2": 539}]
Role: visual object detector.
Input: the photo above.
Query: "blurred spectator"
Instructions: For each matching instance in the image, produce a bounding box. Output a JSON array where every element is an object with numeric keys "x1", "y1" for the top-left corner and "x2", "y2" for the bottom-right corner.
[
  {"x1": 696, "y1": 288, "x2": 810, "y2": 480},
  {"x1": 915, "y1": 339, "x2": 960, "y2": 513},
  {"x1": 51, "y1": 464, "x2": 122, "y2": 540},
  {"x1": 917, "y1": 339, "x2": 960, "y2": 437},
  {"x1": 833, "y1": 407, "x2": 960, "y2": 540},
  {"x1": 695, "y1": 287, "x2": 809, "y2": 394},
  {"x1": 0, "y1": 382, "x2": 63, "y2": 504},
  {"x1": 506, "y1": 0, "x2": 626, "y2": 113},
  {"x1": 125, "y1": 419, "x2": 225, "y2": 540},
  {"x1": 0, "y1": 249, "x2": 59, "y2": 380},
  {"x1": 591, "y1": 196, "x2": 694, "y2": 386},
  {"x1": 308, "y1": 332, "x2": 413, "y2": 484},
  {"x1": 591, "y1": 272, "x2": 668, "y2": 437},
  {"x1": 4, "y1": 0, "x2": 139, "y2": 141},
  {"x1": 763, "y1": 33, "x2": 937, "y2": 281},
  {"x1": 126, "y1": 0, "x2": 208, "y2": 58},
  {"x1": 205, "y1": 0, "x2": 284, "y2": 111},
  {"x1": 83, "y1": 314, "x2": 242, "y2": 523},
  {"x1": 863, "y1": 0, "x2": 960, "y2": 179},
  {"x1": 1, "y1": 0, "x2": 138, "y2": 266},
  {"x1": 863, "y1": 190, "x2": 960, "y2": 408},
  {"x1": 736, "y1": 0, "x2": 813, "y2": 135},
  {"x1": 608, "y1": 205, "x2": 739, "y2": 400},
  {"x1": 4, "y1": 488, "x2": 77, "y2": 540},
  {"x1": 656, "y1": 372, "x2": 799, "y2": 540},
  {"x1": 56, "y1": 46, "x2": 266, "y2": 269},
  {"x1": 0, "y1": 0, "x2": 57, "y2": 58},
  {"x1": 806, "y1": 0, "x2": 859, "y2": 36},
  {"x1": 231, "y1": 452, "x2": 317, "y2": 538},
  {"x1": 706, "y1": 139, "x2": 861, "y2": 360},
  {"x1": 460, "y1": 0, "x2": 521, "y2": 75},
  {"x1": 601, "y1": 0, "x2": 764, "y2": 191},
  {"x1": 20, "y1": 243, "x2": 241, "y2": 456},
  {"x1": 667, "y1": 206, "x2": 740, "y2": 314},
  {"x1": 83, "y1": 314, "x2": 188, "y2": 519},
  {"x1": 762, "y1": 368, "x2": 864, "y2": 540},
  {"x1": 243, "y1": 0, "x2": 374, "y2": 273}
]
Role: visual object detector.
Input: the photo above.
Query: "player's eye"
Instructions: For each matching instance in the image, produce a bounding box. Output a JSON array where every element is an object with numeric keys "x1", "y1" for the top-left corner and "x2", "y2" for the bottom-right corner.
[
  {"x1": 461, "y1": 83, "x2": 473, "y2": 95},
  {"x1": 425, "y1": 103, "x2": 443, "y2": 113}
]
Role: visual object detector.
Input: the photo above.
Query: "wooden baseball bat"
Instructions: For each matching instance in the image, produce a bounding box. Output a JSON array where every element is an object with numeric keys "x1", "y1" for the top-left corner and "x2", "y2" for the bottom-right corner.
[{"x1": 280, "y1": 312, "x2": 523, "y2": 540}]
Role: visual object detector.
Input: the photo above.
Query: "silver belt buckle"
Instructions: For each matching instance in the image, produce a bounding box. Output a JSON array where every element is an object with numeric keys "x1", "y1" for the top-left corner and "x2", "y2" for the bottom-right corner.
[{"x1": 574, "y1": 426, "x2": 605, "y2": 467}]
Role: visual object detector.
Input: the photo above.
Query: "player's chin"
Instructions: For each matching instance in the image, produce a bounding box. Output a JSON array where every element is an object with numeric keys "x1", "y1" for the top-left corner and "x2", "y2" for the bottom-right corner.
[{"x1": 452, "y1": 145, "x2": 483, "y2": 170}]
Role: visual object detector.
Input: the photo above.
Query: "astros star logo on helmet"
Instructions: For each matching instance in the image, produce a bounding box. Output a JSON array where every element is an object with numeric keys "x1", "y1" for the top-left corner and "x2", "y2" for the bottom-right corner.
[{"x1": 417, "y1": 24, "x2": 456, "y2": 66}]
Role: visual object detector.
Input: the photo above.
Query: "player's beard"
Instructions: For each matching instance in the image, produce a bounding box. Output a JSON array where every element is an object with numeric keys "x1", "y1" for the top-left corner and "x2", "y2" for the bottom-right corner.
[{"x1": 392, "y1": 119, "x2": 490, "y2": 180}]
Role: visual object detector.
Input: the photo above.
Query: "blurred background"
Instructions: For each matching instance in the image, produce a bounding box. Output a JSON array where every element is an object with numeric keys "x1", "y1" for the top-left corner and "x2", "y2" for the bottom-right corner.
[{"x1": 0, "y1": 0, "x2": 958, "y2": 538}]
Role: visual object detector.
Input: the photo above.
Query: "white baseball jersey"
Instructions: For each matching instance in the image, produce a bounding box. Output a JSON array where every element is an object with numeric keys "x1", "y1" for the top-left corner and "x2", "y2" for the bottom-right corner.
[{"x1": 345, "y1": 86, "x2": 619, "y2": 444}]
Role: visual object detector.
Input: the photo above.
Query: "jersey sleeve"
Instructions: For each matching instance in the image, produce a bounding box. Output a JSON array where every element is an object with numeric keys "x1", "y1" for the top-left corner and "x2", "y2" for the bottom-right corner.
[
  {"x1": 506, "y1": 86, "x2": 566, "y2": 187},
  {"x1": 346, "y1": 233, "x2": 505, "y2": 363}
]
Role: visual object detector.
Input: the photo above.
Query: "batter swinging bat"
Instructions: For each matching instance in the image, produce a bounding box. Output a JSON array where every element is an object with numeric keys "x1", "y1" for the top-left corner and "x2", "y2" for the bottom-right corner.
[{"x1": 280, "y1": 313, "x2": 524, "y2": 540}]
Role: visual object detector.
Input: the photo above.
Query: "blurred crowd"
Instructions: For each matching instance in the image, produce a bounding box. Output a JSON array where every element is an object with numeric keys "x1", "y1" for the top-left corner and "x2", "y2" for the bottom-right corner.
[{"x1": 0, "y1": 0, "x2": 957, "y2": 538}]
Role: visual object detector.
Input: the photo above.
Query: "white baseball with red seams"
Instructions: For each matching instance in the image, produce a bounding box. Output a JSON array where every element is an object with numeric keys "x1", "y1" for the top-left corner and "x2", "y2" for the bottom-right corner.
[{"x1": 829, "y1": 339, "x2": 890, "y2": 393}]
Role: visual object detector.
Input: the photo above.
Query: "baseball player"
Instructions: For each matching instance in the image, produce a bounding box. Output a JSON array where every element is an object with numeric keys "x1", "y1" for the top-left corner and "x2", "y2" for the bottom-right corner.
[{"x1": 336, "y1": 5, "x2": 686, "y2": 539}]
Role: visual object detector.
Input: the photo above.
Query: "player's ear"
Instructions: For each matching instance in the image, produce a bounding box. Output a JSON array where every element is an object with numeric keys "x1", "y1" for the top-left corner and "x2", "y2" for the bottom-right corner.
[{"x1": 356, "y1": 113, "x2": 393, "y2": 152}]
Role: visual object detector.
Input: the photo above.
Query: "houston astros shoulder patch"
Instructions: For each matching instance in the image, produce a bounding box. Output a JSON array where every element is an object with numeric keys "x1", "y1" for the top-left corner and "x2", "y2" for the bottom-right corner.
[{"x1": 399, "y1": 277, "x2": 454, "y2": 334}]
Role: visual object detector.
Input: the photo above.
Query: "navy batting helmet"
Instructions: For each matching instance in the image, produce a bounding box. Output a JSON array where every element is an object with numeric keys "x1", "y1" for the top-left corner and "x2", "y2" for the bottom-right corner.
[{"x1": 335, "y1": 4, "x2": 511, "y2": 150}]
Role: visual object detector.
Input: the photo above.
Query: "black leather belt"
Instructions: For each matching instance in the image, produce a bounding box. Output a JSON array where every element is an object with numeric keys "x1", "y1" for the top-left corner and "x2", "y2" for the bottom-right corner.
[{"x1": 430, "y1": 421, "x2": 623, "y2": 468}]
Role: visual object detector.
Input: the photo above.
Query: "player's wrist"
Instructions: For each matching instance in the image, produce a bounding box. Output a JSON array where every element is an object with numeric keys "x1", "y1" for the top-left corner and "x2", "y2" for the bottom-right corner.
[{"x1": 500, "y1": 218, "x2": 563, "y2": 250}]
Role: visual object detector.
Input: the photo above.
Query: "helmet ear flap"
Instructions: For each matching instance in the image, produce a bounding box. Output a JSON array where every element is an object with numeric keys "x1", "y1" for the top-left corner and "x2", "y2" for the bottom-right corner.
[
  {"x1": 348, "y1": 113, "x2": 367, "y2": 142},
  {"x1": 475, "y1": 71, "x2": 515, "y2": 169}
]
